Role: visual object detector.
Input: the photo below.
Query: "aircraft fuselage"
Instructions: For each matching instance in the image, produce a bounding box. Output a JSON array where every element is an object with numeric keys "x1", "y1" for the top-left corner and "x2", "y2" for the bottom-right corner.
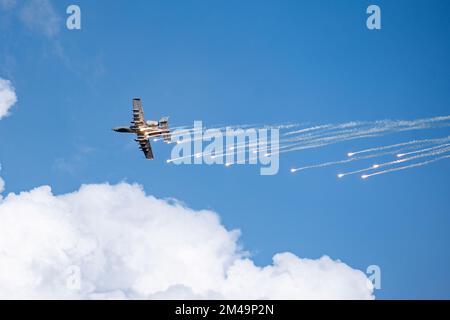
[{"x1": 113, "y1": 123, "x2": 169, "y2": 138}]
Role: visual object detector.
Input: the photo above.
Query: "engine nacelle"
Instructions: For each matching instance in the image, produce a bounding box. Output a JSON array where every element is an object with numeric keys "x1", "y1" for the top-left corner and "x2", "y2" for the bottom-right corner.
[
  {"x1": 159, "y1": 117, "x2": 169, "y2": 129},
  {"x1": 146, "y1": 120, "x2": 158, "y2": 126}
]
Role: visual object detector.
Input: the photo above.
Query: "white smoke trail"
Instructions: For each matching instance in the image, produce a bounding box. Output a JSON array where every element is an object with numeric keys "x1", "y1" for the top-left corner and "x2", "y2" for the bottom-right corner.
[
  {"x1": 283, "y1": 124, "x2": 337, "y2": 136},
  {"x1": 166, "y1": 153, "x2": 201, "y2": 163},
  {"x1": 284, "y1": 124, "x2": 368, "y2": 145},
  {"x1": 251, "y1": 136, "x2": 380, "y2": 164},
  {"x1": 396, "y1": 143, "x2": 450, "y2": 158},
  {"x1": 361, "y1": 154, "x2": 450, "y2": 179},
  {"x1": 173, "y1": 124, "x2": 277, "y2": 145},
  {"x1": 173, "y1": 116, "x2": 450, "y2": 156},
  {"x1": 347, "y1": 136, "x2": 450, "y2": 157},
  {"x1": 284, "y1": 121, "x2": 366, "y2": 137},
  {"x1": 168, "y1": 116, "x2": 450, "y2": 173},
  {"x1": 292, "y1": 143, "x2": 450, "y2": 175},
  {"x1": 284, "y1": 116, "x2": 450, "y2": 141},
  {"x1": 366, "y1": 145, "x2": 450, "y2": 170},
  {"x1": 266, "y1": 123, "x2": 300, "y2": 130},
  {"x1": 294, "y1": 120, "x2": 445, "y2": 147},
  {"x1": 283, "y1": 126, "x2": 403, "y2": 154},
  {"x1": 290, "y1": 149, "x2": 402, "y2": 173},
  {"x1": 291, "y1": 158, "x2": 359, "y2": 173},
  {"x1": 170, "y1": 123, "x2": 295, "y2": 161},
  {"x1": 284, "y1": 134, "x2": 380, "y2": 156},
  {"x1": 284, "y1": 116, "x2": 450, "y2": 151},
  {"x1": 340, "y1": 145, "x2": 450, "y2": 178},
  {"x1": 176, "y1": 116, "x2": 450, "y2": 150}
]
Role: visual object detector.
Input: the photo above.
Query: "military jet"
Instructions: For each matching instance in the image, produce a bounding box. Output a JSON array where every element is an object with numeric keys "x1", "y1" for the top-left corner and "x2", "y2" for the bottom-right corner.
[{"x1": 113, "y1": 98, "x2": 171, "y2": 160}]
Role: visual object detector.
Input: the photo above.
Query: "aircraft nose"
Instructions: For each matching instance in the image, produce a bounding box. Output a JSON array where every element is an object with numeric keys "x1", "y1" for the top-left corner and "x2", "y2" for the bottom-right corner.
[{"x1": 113, "y1": 127, "x2": 133, "y2": 133}]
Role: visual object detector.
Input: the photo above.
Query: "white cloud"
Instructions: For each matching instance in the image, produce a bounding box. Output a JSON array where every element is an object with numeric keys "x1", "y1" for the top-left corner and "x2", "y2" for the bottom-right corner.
[
  {"x1": 0, "y1": 77, "x2": 14, "y2": 197},
  {"x1": 19, "y1": 0, "x2": 61, "y2": 37},
  {"x1": 0, "y1": 182, "x2": 374, "y2": 299},
  {"x1": 0, "y1": 177, "x2": 4, "y2": 193},
  {"x1": 0, "y1": 77, "x2": 17, "y2": 119}
]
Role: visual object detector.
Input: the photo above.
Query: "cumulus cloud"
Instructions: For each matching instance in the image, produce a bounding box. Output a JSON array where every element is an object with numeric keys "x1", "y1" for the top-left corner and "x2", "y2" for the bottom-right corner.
[
  {"x1": 0, "y1": 77, "x2": 17, "y2": 119},
  {"x1": 0, "y1": 77, "x2": 15, "y2": 198},
  {"x1": 0, "y1": 182, "x2": 374, "y2": 299},
  {"x1": 19, "y1": 0, "x2": 61, "y2": 37}
]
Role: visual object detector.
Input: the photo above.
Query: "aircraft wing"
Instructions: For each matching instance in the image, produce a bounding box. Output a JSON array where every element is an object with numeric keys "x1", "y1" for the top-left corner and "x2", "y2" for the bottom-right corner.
[
  {"x1": 136, "y1": 136, "x2": 154, "y2": 160},
  {"x1": 132, "y1": 98, "x2": 146, "y2": 127}
]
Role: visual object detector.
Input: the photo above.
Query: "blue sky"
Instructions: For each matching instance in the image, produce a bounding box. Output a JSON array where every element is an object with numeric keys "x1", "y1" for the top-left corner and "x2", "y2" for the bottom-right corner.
[{"x1": 1, "y1": 0, "x2": 450, "y2": 298}]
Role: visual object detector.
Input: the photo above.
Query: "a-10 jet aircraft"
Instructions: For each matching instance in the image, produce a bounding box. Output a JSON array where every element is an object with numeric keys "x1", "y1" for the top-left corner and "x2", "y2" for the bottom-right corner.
[{"x1": 113, "y1": 98, "x2": 171, "y2": 160}]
